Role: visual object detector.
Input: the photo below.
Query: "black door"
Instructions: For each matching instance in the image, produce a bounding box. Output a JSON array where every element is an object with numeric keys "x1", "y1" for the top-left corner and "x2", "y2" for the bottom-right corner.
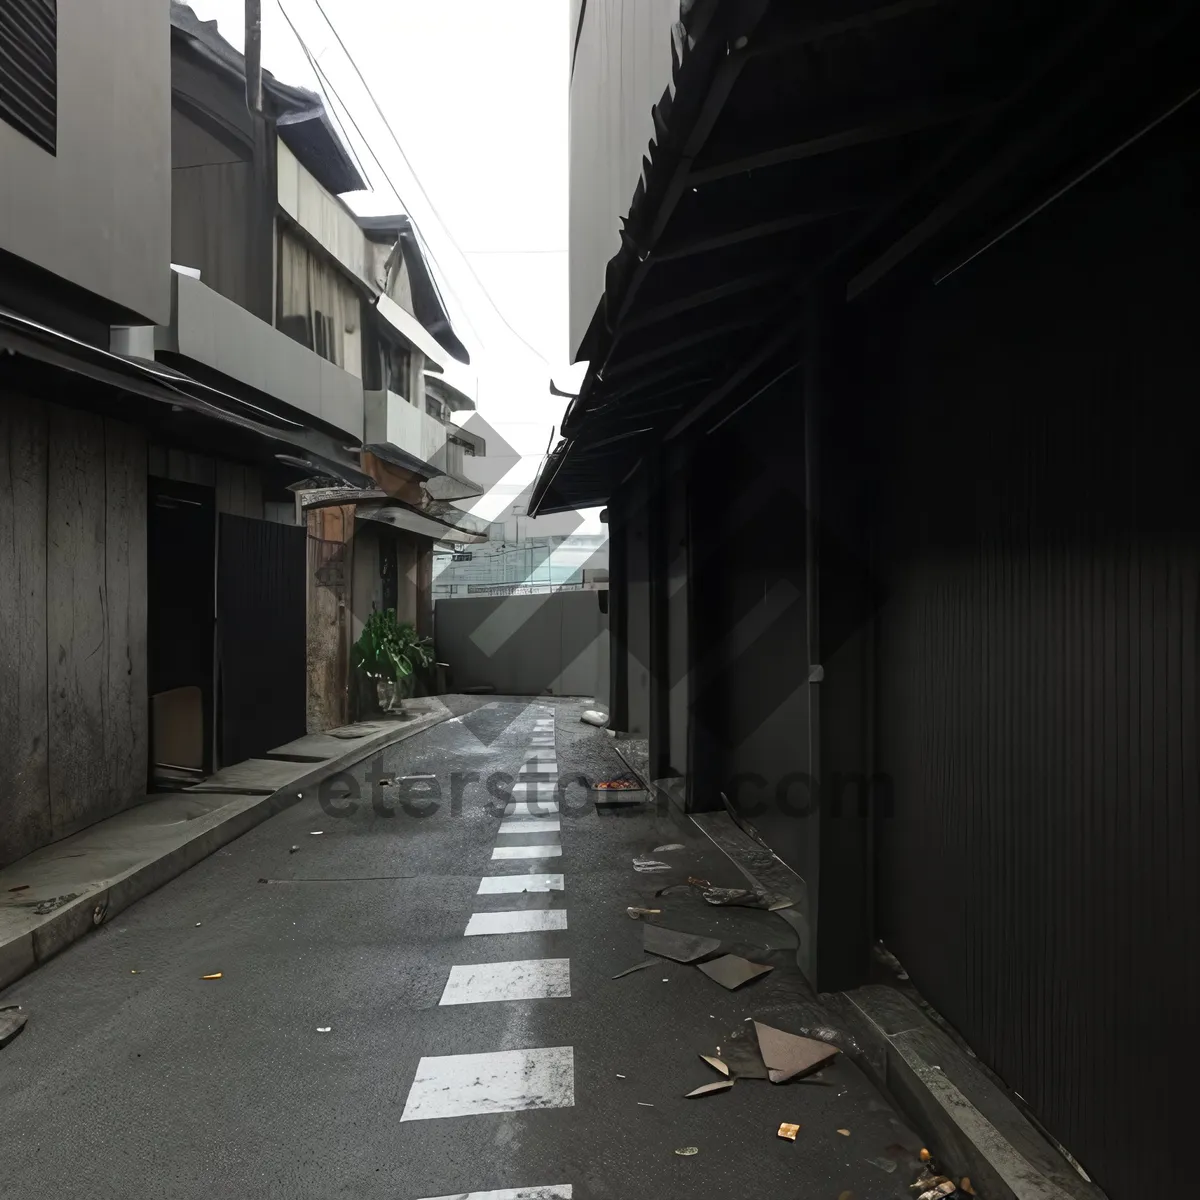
[
  {"x1": 217, "y1": 514, "x2": 307, "y2": 765},
  {"x1": 148, "y1": 478, "x2": 216, "y2": 774}
]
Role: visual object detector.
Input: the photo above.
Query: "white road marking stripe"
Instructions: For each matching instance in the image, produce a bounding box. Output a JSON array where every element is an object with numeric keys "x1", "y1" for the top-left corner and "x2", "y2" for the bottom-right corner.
[
  {"x1": 498, "y1": 817, "x2": 561, "y2": 834},
  {"x1": 465, "y1": 909, "x2": 568, "y2": 935},
  {"x1": 477, "y1": 873, "x2": 563, "y2": 894},
  {"x1": 417, "y1": 1187, "x2": 572, "y2": 1200},
  {"x1": 505, "y1": 802, "x2": 559, "y2": 818},
  {"x1": 491, "y1": 844, "x2": 562, "y2": 861},
  {"x1": 439, "y1": 958, "x2": 571, "y2": 1006},
  {"x1": 401, "y1": 1046, "x2": 575, "y2": 1121}
]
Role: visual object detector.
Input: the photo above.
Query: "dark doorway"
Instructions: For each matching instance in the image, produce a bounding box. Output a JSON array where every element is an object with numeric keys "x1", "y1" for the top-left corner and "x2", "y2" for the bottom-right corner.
[
  {"x1": 216, "y1": 513, "x2": 307, "y2": 764},
  {"x1": 147, "y1": 477, "x2": 216, "y2": 780}
]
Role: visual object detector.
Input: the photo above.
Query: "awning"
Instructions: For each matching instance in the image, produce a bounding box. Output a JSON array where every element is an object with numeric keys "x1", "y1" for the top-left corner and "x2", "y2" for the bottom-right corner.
[
  {"x1": 531, "y1": 0, "x2": 1198, "y2": 514},
  {"x1": 363, "y1": 441, "x2": 482, "y2": 504},
  {"x1": 0, "y1": 305, "x2": 371, "y2": 488}
]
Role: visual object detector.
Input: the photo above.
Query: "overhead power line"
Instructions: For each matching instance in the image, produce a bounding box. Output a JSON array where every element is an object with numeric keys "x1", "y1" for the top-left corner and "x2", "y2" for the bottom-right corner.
[
  {"x1": 308, "y1": 0, "x2": 553, "y2": 368},
  {"x1": 276, "y1": 0, "x2": 485, "y2": 349}
]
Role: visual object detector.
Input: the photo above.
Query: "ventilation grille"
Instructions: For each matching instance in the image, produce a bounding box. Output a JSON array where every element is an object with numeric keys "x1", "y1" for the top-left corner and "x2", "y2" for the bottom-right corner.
[{"x1": 0, "y1": 0, "x2": 57, "y2": 154}]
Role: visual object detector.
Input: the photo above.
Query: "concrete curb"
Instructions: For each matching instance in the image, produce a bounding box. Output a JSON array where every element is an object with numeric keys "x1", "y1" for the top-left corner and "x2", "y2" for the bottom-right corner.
[
  {"x1": 687, "y1": 809, "x2": 1104, "y2": 1200},
  {"x1": 832, "y1": 986, "x2": 1105, "y2": 1200},
  {"x1": 0, "y1": 707, "x2": 454, "y2": 994}
]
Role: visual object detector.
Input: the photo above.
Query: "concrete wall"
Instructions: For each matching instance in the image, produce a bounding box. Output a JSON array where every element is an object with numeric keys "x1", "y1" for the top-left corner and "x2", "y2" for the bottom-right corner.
[
  {"x1": 0, "y1": 0, "x2": 171, "y2": 324},
  {"x1": 1, "y1": 396, "x2": 148, "y2": 868},
  {"x1": 435, "y1": 591, "x2": 607, "y2": 697},
  {"x1": 164, "y1": 271, "x2": 364, "y2": 439},
  {"x1": 568, "y1": 0, "x2": 679, "y2": 357}
]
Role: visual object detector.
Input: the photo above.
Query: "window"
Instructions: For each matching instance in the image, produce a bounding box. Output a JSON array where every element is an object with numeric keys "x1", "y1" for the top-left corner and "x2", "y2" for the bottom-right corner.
[{"x1": 0, "y1": 0, "x2": 57, "y2": 154}]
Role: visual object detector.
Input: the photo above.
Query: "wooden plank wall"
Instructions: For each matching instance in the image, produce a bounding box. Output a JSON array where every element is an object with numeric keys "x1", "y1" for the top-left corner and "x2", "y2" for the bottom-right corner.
[
  {"x1": 0, "y1": 401, "x2": 51, "y2": 863},
  {"x1": 1, "y1": 397, "x2": 150, "y2": 865},
  {"x1": 305, "y1": 504, "x2": 355, "y2": 733},
  {"x1": 147, "y1": 444, "x2": 266, "y2": 520}
]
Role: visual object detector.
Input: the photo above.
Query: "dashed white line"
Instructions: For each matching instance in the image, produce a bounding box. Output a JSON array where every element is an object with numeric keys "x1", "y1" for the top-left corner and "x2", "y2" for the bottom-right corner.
[
  {"x1": 465, "y1": 909, "x2": 568, "y2": 936},
  {"x1": 491, "y1": 844, "x2": 562, "y2": 861},
  {"x1": 417, "y1": 1188, "x2": 572, "y2": 1200},
  {"x1": 439, "y1": 958, "x2": 571, "y2": 1006},
  {"x1": 401, "y1": 1046, "x2": 575, "y2": 1120},
  {"x1": 498, "y1": 817, "x2": 561, "y2": 834},
  {"x1": 477, "y1": 873, "x2": 564, "y2": 894}
]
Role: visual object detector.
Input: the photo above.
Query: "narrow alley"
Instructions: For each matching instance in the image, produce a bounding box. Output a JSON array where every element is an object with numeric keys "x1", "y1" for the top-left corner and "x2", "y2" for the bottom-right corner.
[{"x1": 1, "y1": 699, "x2": 927, "y2": 1200}]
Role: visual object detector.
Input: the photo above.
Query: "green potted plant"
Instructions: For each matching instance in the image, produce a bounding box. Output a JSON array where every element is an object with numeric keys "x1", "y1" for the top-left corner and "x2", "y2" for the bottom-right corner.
[{"x1": 352, "y1": 610, "x2": 434, "y2": 713}]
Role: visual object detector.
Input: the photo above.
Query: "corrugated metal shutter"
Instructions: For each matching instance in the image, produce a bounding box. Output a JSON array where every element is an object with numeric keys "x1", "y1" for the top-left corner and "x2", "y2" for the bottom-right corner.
[{"x1": 0, "y1": 0, "x2": 56, "y2": 154}]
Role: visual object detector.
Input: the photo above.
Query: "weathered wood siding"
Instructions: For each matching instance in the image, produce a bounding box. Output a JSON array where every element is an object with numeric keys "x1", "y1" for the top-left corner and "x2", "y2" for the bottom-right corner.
[
  {"x1": 1, "y1": 397, "x2": 149, "y2": 865},
  {"x1": 0, "y1": 401, "x2": 51, "y2": 863},
  {"x1": 306, "y1": 505, "x2": 355, "y2": 733}
]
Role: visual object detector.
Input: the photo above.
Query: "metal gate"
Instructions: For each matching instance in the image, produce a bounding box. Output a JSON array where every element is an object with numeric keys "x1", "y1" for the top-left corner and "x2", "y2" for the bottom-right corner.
[{"x1": 217, "y1": 514, "x2": 306, "y2": 765}]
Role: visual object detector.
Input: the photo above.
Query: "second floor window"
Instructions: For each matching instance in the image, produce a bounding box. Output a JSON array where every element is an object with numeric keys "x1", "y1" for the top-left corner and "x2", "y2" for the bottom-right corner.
[{"x1": 277, "y1": 228, "x2": 361, "y2": 374}]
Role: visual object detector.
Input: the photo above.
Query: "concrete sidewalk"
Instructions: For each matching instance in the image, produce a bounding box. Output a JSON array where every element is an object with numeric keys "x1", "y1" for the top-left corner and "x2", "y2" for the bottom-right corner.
[{"x1": 0, "y1": 698, "x2": 459, "y2": 993}]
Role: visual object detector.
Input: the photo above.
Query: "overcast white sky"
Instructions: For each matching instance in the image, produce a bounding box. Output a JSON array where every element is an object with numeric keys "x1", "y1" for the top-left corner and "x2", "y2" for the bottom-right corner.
[{"x1": 187, "y1": 0, "x2": 592, "y2": 526}]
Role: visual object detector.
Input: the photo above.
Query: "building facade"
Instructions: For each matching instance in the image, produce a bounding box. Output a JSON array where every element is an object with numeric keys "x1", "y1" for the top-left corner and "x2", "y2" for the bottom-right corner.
[
  {"x1": 533, "y1": 3, "x2": 1200, "y2": 1197},
  {"x1": 0, "y1": 2, "x2": 487, "y2": 870}
]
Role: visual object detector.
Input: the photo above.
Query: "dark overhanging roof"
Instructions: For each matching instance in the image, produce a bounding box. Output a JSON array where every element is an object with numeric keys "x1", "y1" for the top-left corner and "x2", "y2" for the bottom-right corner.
[
  {"x1": 531, "y1": 0, "x2": 1200, "y2": 514},
  {"x1": 170, "y1": 1, "x2": 366, "y2": 196},
  {"x1": 359, "y1": 214, "x2": 472, "y2": 366}
]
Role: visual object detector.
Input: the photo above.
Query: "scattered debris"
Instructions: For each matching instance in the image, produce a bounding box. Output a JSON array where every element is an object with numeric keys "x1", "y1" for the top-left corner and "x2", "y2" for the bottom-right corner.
[
  {"x1": 32, "y1": 892, "x2": 81, "y2": 915},
  {"x1": 699, "y1": 1055, "x2": 729, "y2": 1076},
  {"x1": 200, "y1": 972, "x2": 223, "y2": 980},
  {"x1": 920, "y1": 1149, "x2": 931, "y2": 1163},
  {"x1": 612, "y1": 961, "x2": 657, "y2": 979},
  {"x1": 130, "y1": 970, "x2": 140, "y2": 974},
  {"x1": 674, "y1": 1147, "x2": 699, "y2": 1157},
  {"x1": 868, "y1": 1157, "x2": 898, "y2": 1174},
  {"x1": 7, "y1": 884, "x2": 29, "y2": 893},
  {"x1": 697, "y1": 954, "x2": 774, "y2": 991},
  {"x1": 633, "y1": 858, "x2": 672, "y2": 873},
  {"x1": 914, "y1": 1180, "x2": 957, "y2": 1200},
  {"x1": 777, "y1": 1123, "x2": 800, "y2": 1141},
  {"x1": 616, "y1": 1074, "x2": 626, "y2": 1079},
  {"x1": 713, "y1": 1023, "x2": 769, "y2": 1079},
  {"x1": 754, "y1": 1021, "x2": 839, "y2": 1084},
  {"x1": 626, "y1": 906, "x2": 661, "y2": 919},
  {"x1": 289, "y1": 846, "x2": 300, "y2": 854},
  {"x1": 0, "y1": 1006, "x2": 28, "y2": 1049},
  {"x1": 597, "y1": 779, "x2": 641, "y2": 790},
  {"x1": 195, "y1": 922, "x2": 202, "y2": 927},
  {"x1": 580, "y1": 710, "x2": 608, "y2": 727},
  {"x1": 960, "y1": 1179, "x2": 975, "y2": 1196},
  {"x1": 636, "y1": 1102, "x2": 654, "y2": 1107},
  {"x1": 702, "y1": 885, "x2": 794, "y2": 911},
  {"x1": 685, "y1": 1080, "x2": 735, "y2": 1098},
  {"x1": 309, "y1": 830, "x2": 324, "y2": 836},
  {"x1": 837, "y1": 1128, "x2": 851, "y2": 1136},
  {"x1": 654, "y1": 843, "x2": 684, "y2": 852},
  {"x1": 317, "y1": 1027, "x2": 331, "y2": 1033},
  {"x1": 643, "y1": 924, "x2": 721, "y2": 963}
]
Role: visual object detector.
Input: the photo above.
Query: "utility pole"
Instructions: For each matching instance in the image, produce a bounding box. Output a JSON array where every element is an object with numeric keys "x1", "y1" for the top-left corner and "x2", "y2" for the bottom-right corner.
[{"x1": 245, "y1": 0, "x2": 263, "y2": 113}]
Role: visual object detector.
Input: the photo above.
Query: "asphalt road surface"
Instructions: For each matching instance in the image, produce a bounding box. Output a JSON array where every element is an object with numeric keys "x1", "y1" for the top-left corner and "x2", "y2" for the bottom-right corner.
[{"x1": 1, "y1": 698, "x2": 926, "y2": 1199}]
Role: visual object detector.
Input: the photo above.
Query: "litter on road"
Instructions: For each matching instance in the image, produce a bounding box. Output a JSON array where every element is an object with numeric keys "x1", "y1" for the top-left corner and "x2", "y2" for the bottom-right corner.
[
  {"x1": 653, "y1": 844, "x2": 684, "y2": 852},
  {"x1": 632, "y1": 858, "x2": 671, "y2": 873},
  {"x1": 625, "y1": 906, "x2": 661, "y2": 919},
  {"x1": 317, "y1": 1027, "x2": 331, "y2": 1033},
  {"x1": 685, "y1": 1080, "x2": 735, "y2": 1098},
  {"x1": 612, "y1": 961, "x2": 657, "y2": 979},
  {"x1": 200, "y1": 972, "x2": 223, "y2": 980},
  {"x1": 699, "y1": 1054, "x2": 729, "y2": 1076},
  {"x1": 674, "y1": 1147, "x2": 699, "y2": 1156},
  {"x1": 754, "y1": 1021, "x2": 839, "y2": 1083},
  {"x1": 777, "y1": 1122, "x2": 800, "y2": 1141},
  {"x1": 642, "y1": 924, "x2": 721, "y2": 963},
  {"x1": 0, "y1": 1007, "x2": 28, "y2": 1049},
  {"x1": 697, "y1": 954, "x2": 774, "y2": 990}
]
